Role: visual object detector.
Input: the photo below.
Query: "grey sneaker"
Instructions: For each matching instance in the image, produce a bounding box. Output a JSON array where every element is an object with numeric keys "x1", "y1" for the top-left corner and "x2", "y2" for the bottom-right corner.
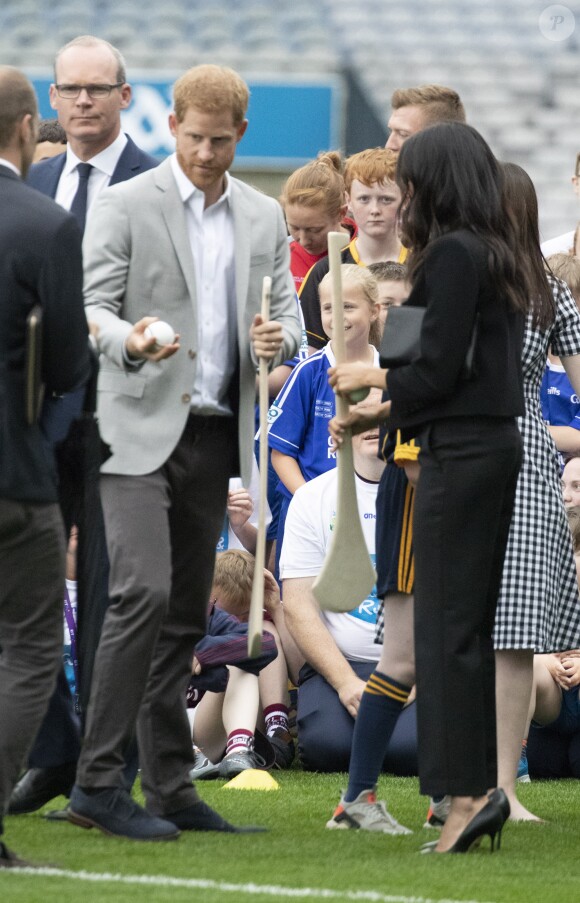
[
  {"x1": 190, "y1": 748, "x2": 220, "y2": 781},
  {"x1": 219, "y1": 749, "x2": 267, "y2": 779},
  {"x1": 424, "y1": 795, "x2": 451, "y2": 829},
  {"x1": 326, "y1": 788, "x2": 412, "y2": 835}
]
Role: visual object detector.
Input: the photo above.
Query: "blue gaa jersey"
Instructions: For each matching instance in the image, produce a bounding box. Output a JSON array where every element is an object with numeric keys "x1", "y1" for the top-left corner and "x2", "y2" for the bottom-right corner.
[
  {"x1": 267, "y1": 343, "x2": 380, "y2": 500},
  {"x1": 267, "y1": 344, "x2": 338, "y2": 499},
  {"x1": 540, "y1": 361, "x2": 580, "y2": 429}
]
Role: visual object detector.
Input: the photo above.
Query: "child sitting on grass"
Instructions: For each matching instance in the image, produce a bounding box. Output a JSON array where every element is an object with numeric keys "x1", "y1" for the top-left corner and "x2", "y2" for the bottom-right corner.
[{"x1": 188, "y1": 550, "x2": 299, "y2": 777}]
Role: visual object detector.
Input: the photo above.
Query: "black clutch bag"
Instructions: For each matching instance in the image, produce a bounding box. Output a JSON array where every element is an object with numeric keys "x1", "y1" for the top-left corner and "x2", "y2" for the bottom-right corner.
[
  {"x1": 379, "y1": 306, "x2": 424, "y2": 368},
  {"x1": 380, "y1": 305, "x2": 479, "y2": 380}
]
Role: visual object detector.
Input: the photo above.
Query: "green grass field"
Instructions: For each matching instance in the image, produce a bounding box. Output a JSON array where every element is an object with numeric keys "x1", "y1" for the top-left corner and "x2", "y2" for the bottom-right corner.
[{"x1": 1, "y1": 773, "x2": 579, "y2": 903}]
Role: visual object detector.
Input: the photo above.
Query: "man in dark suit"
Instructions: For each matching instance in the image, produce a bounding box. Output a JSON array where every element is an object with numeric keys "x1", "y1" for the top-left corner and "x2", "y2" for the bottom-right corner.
[
  {"x1": 0, "y1": 66, "x2": 90, "y2": 867},
  {"x1": 28, "y1": 35, "x2": 157, "y2": 212},
  {"x1": 8, "y1": 35, "x2": 158, "y2": 817}
]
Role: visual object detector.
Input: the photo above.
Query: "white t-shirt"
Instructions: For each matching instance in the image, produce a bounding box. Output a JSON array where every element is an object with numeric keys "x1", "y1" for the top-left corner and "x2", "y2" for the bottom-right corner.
[{"x1": 279, "y1": 468, "x2": 380, "y2": 662}]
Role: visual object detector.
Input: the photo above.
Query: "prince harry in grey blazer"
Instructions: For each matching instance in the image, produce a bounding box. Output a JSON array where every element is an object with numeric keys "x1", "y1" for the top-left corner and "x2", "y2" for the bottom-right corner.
[{"x1": 69, "y1": 65, "x2": 300, "y2": 840}]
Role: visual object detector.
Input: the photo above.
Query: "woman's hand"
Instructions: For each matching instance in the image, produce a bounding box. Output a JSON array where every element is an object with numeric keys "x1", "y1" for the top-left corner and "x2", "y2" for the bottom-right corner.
[
  {"x1": 328, "y1": 362, "x2": 386, "y2": 397},
  {"x1": 547, "y1": 654, "x2": 570, "y2": 690},
  {"x1": 560, "y1": 656, "x2": 580, "y2": 689},
  {"x1": 328, "y1": 402, "x2": 390, "y2": 449}
]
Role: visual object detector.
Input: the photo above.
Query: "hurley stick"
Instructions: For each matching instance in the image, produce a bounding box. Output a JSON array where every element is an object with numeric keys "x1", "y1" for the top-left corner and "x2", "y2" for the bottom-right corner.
[
  {"x1": 248, "y1": 276, "x2": 272, "y2": 656},
  {"x1": 313, "y1": 233, "x2": 376, "y2": 612}
]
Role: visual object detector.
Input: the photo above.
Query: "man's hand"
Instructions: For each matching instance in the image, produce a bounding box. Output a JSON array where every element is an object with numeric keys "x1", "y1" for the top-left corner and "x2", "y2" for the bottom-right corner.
[
  {"x1": 250, "y1": 314, "x2": 284, "y2": 361},
  {"x1": 125, "y1": 317, "x2": 180, "y2": 362},
  {"x1": 262, "y1": 568, "x2": 281, "y2": 616},
  {"x1": 336, "y1": 674, "x2": 366, "y2": 718},
  {"x1": 328, "y1": 405, "x2": 388, "y2": 450}
]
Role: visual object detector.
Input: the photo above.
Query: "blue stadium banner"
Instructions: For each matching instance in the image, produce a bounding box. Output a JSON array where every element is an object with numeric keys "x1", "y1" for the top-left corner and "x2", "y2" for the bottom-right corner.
[{"x1": 29, "y1": 72, "x2": 343, "y2": 167}]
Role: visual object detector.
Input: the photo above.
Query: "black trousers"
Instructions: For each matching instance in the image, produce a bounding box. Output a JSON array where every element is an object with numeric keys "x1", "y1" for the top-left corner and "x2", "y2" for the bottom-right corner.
[
  {"x1": 413, "y1": 417, "x2": 522, "y2": 797},
  {"x1": 0, "y1": 500, "x2": 65, "y2": 824}
]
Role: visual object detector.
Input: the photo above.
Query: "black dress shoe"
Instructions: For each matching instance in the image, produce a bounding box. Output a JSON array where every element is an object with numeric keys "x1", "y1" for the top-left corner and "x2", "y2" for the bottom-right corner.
[
  {"x1": 68, "y1": 785, "x2": 180, "y2": 841},
  {"x1": 165, "y1": 800, "x2": 266, "y2": 833},
  {"x1": 8, "y1": 763, "x2": 77, "y2": 814}
]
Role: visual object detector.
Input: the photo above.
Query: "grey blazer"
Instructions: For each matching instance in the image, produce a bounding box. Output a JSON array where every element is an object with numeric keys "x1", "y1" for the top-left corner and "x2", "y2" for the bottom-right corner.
[{"x1": 83, "y1": 157, "x2": 300, "y2": 485}]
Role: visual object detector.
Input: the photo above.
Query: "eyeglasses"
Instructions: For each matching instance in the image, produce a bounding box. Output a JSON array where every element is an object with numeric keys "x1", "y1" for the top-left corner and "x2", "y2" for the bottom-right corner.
[{"x1": 54, "y1": 83, "x2": 124, "y2": 99}]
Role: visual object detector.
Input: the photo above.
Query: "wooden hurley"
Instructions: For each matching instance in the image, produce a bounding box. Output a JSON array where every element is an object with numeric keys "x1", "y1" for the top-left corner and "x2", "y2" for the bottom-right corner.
[
  {"x1": 313, "y1": 233, "x2": 376, "y2": 613},
  {"x1": 248, "y1": 276, "x2": 272, "y2": 656}
]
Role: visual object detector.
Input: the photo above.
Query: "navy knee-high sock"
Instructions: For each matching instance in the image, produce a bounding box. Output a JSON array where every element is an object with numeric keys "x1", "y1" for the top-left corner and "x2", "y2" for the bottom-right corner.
[{"x1": 344, "y1": 670, "x2": 411, "y2": 803}]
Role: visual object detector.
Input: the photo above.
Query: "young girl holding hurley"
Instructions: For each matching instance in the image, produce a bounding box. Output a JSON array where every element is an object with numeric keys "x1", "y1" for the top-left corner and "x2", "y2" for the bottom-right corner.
[{"x1": 268, "y1": 265, "x2": 381, "y2": 576}]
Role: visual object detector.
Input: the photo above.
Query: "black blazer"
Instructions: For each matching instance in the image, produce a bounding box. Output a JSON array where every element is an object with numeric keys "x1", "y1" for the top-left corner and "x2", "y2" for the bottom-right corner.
[
  {"x1": 387, "y1": 230, "x2": 525, "y2": 438},
  {"x1": 26, "y1": 134, "x2": 159, "y2": 197},
  {"x1": 0, "y1": 165, "x2": 90, "y2": 502}
]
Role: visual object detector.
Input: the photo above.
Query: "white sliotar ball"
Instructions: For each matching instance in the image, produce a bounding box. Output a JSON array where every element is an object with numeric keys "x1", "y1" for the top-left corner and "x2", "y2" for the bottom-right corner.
[{"x1": 144, "y1": 320, "x2": 175, "y2": 347}]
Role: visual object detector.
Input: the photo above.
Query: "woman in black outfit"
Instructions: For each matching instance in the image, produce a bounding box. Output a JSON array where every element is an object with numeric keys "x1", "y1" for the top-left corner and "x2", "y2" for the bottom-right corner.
[{"x1": 328, "y1": 122, "x2": 533, "y2": 853}]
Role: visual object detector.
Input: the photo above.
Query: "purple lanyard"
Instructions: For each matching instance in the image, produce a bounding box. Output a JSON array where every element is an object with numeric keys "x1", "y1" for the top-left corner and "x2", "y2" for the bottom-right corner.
[{"x1": 63, "y1": 584, "x2": 80, "y2": 711}]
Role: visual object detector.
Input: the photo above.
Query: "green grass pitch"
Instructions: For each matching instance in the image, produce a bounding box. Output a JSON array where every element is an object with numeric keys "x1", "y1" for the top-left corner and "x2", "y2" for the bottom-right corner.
[{"x1": 1, "y1": 773, "x2": 580, "y2": 902}]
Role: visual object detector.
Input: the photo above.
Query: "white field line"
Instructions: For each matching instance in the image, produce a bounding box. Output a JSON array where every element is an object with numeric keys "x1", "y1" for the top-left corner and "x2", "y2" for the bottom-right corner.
[{"x1": 3, "y1": 866, "x2": 496, "y2": 903}]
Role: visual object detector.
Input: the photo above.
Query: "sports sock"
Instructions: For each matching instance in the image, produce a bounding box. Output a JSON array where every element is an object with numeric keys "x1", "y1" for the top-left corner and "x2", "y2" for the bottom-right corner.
[
  {"x1": 225, "y1": 729, "x2": 254, "y2": 757},
  {"x1": 344, "y1": 670, "x2": 411, "y2": 803},
  {"x1": 263, "y1": 703, "x2": 290, "y2": 736}
]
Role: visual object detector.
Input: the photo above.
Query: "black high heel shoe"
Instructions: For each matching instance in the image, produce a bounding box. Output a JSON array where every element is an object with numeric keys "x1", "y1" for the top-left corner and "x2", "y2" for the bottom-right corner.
[{"x1": 447, "y1": 789, "x2": 510, "y2": 853}]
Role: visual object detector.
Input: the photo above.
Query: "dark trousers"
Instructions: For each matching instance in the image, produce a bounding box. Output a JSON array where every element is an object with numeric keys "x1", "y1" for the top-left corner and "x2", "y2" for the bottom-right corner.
[
  {"x1": 297, "y1": 660, "x2": 418, "y2": 775},
  {"x1": 27, "y1": 412, "x2": 112, "y2": 769},
  {"x1": 77, "y1": 415, "x2": 236, "y2": 815},
  {"x1": 0, "y1": 500, "x2": 65, "y2": 827},
  {"x1": 413, "y1": 417, "x2": 522, "y2": 797}
]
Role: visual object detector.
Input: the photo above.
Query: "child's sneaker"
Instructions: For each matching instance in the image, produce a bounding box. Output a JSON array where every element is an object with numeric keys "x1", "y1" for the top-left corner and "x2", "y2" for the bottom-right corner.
[
  {"x1": 326, "y1": 788, "x2": 412, "y2": 834},
  {"x1": 189, "y1": 748, "x2": 220, "y2": 781},
  {"x1": 517, "y1": 743, "x2": 531, "y2": 783},
  {"x1": 268, "y1": 727, "x2": 295, "y2": 769},
  {"x1": 424, "y1": 795, "x2": 451, "y2": 828}
]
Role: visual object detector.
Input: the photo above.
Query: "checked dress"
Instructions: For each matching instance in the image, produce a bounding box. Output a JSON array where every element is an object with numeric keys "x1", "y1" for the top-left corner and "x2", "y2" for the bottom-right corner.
[{"x1": 494, "y1": 276, "x2": 580, "y2": 651}]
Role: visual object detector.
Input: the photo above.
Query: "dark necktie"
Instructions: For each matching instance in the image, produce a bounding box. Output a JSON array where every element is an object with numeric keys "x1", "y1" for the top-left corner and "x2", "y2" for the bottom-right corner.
[{"x1": 70, "y1": 162, "x2": 93, "y2": 234}]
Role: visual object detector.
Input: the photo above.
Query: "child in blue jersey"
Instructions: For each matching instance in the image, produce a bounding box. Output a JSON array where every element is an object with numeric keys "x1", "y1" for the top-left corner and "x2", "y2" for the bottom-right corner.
[
  {"x1": 268, "y1": 265, "x2": 381, "y2": 576},
  {"x1": 541, "y1": 254, "x2": 580, "y2": 464}
]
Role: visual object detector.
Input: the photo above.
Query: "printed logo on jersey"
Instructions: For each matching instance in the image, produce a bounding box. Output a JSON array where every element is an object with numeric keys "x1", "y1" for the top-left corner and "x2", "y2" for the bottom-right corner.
[
  {"x1": 327, "y1": 436, "x2": 337, "y2": 460},
  {"x1": 547, "y1": 387, "x2": 560, "y2": 395},
  {"x1": 216, "y1": 515, "x2": 229, "y2": 552},
  {"x1": 315, "y1": 399, "x2": 334, "y2": 420},
  {"x1": 348, "y1": 554, "x2": 378, "y2": 623},
  {"x1": 267, "y1": 399, "x2": 283, "y2": 426}
]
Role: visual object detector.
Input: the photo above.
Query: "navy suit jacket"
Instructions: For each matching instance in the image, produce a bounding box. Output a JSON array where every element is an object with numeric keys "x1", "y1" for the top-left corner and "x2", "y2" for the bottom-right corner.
[
  {"x1": 26, "y1": 134, "x2": 159, "y2": 445},
  {"x1": 26, "y1": 133, "x2": 158, "y2": 197},
  {"x1": 0, "y1": 165, "x2": 90, "y2": 503}
]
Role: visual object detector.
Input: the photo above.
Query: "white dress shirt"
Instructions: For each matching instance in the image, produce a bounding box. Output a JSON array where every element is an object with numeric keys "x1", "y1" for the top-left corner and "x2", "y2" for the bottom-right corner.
[
  {"x1": 54, "y1": 131, "x2": 128, "y2": 213},
  {"x1": 169, "y1": 154, "x2": 238, "y2": 416},
  {"x1": 0, "y1": 157, "x2": 21, "y2": 176}
]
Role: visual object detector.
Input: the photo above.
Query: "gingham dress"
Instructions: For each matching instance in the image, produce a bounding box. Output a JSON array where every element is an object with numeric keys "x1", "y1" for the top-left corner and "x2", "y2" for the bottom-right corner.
[{"x1": 494, "y1": 276, "x2": 580, "y2": 651}]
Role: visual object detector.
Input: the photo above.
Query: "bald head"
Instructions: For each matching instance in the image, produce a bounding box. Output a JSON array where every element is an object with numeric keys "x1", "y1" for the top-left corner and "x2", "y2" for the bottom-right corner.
[{"x1": 0, "y1": 66, "x2": 38, "y2": 151}]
